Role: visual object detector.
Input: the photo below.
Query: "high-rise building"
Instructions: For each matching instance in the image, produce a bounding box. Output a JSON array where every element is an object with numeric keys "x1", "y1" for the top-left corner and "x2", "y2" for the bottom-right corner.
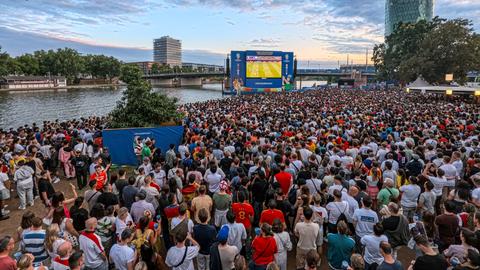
[
  {"x1": 153, "y1": 36, "x2": 182, "y2": 67},
  {"x1": 385, "y1": 0, "x2": 434, "y2": 36}
]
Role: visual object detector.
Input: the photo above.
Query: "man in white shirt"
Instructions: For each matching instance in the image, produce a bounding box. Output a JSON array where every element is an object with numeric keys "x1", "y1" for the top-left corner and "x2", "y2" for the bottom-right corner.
[
  {"x1": 152, "y1": 163, "x2": 166, "y2": 188},
  {"x1": 376, "y1": 142, "x2": 389, "y2": 163},
  {"x1": 342, "y1": 186, "x2": 359, "y2": 224},
  {"x1": 423, "y1": 163, "x2": 448, "y2": 214},
  {"x1": 326, "y1": 190, "x2": 349, "y2": 232},
  {"x1": 306, "y1": 172, "x2": 322, "y2": 196},
  {"x1": 74, "y1": 138, "x2": 88, "y2": 156},
  {"x1": 79, "y1": 218, "x2": 107, "y2": 270},
  {"x1": 178, "y1": 143, "x2": 189, "y2": 160},
  {"x1": 166, "y1": 230, "x2": 200, "y2": 270},
  {"x1": 222, "y1": 211, "x2": 247, "y2": 254},
  {"x1": 138, "y1": 157, "x2": 152, "y2": 176},
  {"x1": 399, "y1": 177, "x2": 421, "y2": 222},
  {"x1": 361, "y1": 223, "x2": 389, "y2": 268},
  {"x1": 440, "y1": 156, "x2": 458, "y2": 180},
  {"x1": 381, "y1": 153, "x2": 399, "y2": 172},
  {"x1": 110, "y1": 228, "x2": 136, "y2": 270},
  {"x1": 353, "y1": 197, "x2": 379, "y2": 243},
  {"x1": 294, "y1": 207, "x2": 321, "y2": 270},
  {"x1": 328, "y1": 175, "x2": 346, "y2": 196}
]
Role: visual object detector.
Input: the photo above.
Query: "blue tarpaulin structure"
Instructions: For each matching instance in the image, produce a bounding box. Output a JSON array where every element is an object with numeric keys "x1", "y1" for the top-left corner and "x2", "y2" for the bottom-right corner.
[{"x1": 103, "y1": 126, "x2": 184, "y2": 165}]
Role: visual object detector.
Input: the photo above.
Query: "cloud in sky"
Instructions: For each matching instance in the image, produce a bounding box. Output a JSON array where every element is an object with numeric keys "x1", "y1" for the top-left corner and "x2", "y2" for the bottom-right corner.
[{"x1": 0, "y1": 0, "x2": 478, "y2": 66}]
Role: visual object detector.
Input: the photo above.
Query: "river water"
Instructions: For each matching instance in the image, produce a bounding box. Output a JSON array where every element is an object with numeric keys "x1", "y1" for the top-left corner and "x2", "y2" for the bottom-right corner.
[
  {"x1": 0, "y1": 80, "x2": 326, "y2": 129},
  {"x1": 0, "y1": 84, "x2": 224, "y2": 129}
]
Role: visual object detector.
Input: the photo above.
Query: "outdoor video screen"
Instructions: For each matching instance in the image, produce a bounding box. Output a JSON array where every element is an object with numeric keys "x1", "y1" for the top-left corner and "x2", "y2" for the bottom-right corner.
[{"x1": 246, "y1": 56, "x2": 282, "y2": 78}]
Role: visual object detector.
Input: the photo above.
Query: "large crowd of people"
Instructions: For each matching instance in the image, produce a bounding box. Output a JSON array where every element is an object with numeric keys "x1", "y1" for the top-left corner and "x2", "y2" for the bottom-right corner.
[{"x1": 0, "y1": 89, "x2": 480, "y2": 270}]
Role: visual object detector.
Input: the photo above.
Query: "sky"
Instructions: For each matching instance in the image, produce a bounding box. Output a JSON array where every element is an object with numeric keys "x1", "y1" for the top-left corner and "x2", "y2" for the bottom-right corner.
[{"x1": 0, "y1": 0, "x2": 479, "y2": 68}]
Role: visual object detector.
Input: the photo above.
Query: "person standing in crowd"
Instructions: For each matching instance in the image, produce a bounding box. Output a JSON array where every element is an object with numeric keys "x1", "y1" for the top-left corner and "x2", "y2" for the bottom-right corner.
[
  {"x1": 352, "y1": 196, "x2": 378, "y2": 249},
  {"x1": 399, "y1": 176, "x2": 421, "y2": 222},
  {"x1": 418, "y1": 181, "x2": 436, "y2": 217},
  {"x1": 408, "y1": 235, "x2": 448, "y2": 270},
  {"x1": 79, "y1": 217, "x2": 108, "y2": 270},
  {"x1": 382, "y1": 202, "x2": 410, "y2": 258},
  {"x1": 70, "y1": 149, "x2": 90, "y2": 190},
  {"x1": 326, "y1": 189, "x2": 349, "y2": 233},
  {"x1": 272, "y1": 218, "x2": 292, "y2": 270},
  {"x1": 377, "y1": 178, "x2": 399, "y2": 210},
  {"x1": 327, "y1": 220, "x2": 355, "y2": 270},
  {"x1": 109, "y1": 228, "x2": 136, "y2": 270},
  {"x1": 14, "y1": 160, "x2": 35, "y2": 210},
  {"x1": 232, "y1": 191, "x2": 254, "y2": 236},
  {"x1": 122, "y1": 176, "x2": 139, "y2": 210},
  {"x1": 295, "y1": 207, "x2": 321, "y2": 269},
  {"x1": 165, "y1": 144, "x2": 177, "y2": 170},
  {"x1": 217, "y1": 226, "x2": 239, "y2": 270},
  {"x1": 191, "y1": 185, "x2": 213, "y2": 224},
  {"x1": 69, "y1": 251, "x2": 85, "y2": 270},
  {"x1": 85, "y1": 180, "x2": 101, "y2": 211},
  {"x1": 165, "y1": 230, "x2": 200, "y2": 270},
  {"x1": 0, "y1": 236, "x2": 16, "y2": 270},
  {"x1": 361, "y1": 223, "x2": 389, "y2": 269},
  {"x1": 193, "y1": 208, "x2": 216, "y2": 270},
  {"x1": 90, "y1": 165, "x2": 108, "y2": 191},
  {"x1": 213, "y1": 180, "x2": 232, "y2": 228},
  {"x1": 377, "y1": 241, "x2": 404, "y2": 270},
  {"x1": 223, "y1": 210, "x2": 247, "y2": 255},
  {"x1": 251, "y1": 223, "x2": 277, "y2": 270},
  {"x1": 130, "y1": 190, "x2": 155, "y2": 224},
  {"x1": 435, "y1": 201, "x2": 461, "y2": 252},
  {"x1": 51, "y1": 241, "x2": 72, "y2": 270},
  {"x1": 21, "y1": 217, "x2": 48, "y2": 265},
  {"x1": 0, "y1": 169, "x2": 10, "y2": 220}
]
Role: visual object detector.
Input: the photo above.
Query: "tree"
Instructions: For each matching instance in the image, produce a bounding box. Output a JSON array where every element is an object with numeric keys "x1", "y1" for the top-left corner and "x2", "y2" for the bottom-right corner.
[
  {"x1": 84, "y1": 54, "x2": 121, "y2": 80},
  {"x1": 55, "y1": 48, "x2": 85, "y2": 84},
  {"x1": 15, "y1": 54, "x2": 40, "y2": 75},
  {"x1": 108, "y1": 64, "x2": 181, "y2": 128},
  {"x1": 0, "y1": 46, "x2": 10, "y2": 76},
  {"x1": 372, "y1": 17, "x2": 480, "y2": 84},
  {"x1": 151, "y1": 63, "x2": 160, "y2": 74}
]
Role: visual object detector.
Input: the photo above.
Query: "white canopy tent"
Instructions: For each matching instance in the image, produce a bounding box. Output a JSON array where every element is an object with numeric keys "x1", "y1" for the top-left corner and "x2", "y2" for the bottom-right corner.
[{"x1": 406, "y1": 76, "x2": 480, "y2": 96}]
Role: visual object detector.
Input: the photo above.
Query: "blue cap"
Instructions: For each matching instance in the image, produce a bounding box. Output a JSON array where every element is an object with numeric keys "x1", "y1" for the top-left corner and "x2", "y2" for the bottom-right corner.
[{"x1": 217, "y1": 226, "x2": 229, "y2": 242}]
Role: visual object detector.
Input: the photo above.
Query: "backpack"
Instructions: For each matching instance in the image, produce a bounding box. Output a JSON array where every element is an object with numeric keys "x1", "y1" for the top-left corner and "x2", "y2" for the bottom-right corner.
[
  {"x1": 334, "y1": 202, "x2": 348, "y2": 224},
  {"x1": 288, "y1": 184, "x2": 298, "y2": 205}
]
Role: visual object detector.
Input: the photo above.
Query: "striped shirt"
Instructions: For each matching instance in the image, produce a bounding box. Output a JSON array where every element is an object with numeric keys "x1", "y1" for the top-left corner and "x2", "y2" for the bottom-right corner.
[{"x1": 22, "y1": 229, "x2": 48, "y2": 263}]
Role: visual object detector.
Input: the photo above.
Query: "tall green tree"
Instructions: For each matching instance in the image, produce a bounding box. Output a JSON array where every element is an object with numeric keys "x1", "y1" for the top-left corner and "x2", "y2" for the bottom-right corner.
[
  {"x1": 151, "y1": 63, "x2": 160, "y2": 74},
  {"x1": 15, "y1": 54, "x2": 40, "y2": 75},
  {"x1": 372, "y1": 17, "x2": 480, "y2": 84},
  {"x1": 55, "y1": 48, "x2": 85, "y2": 84},
  {"x1": 84, "y1": 54, "x2": 121, "y2": 80},
  {"x1": 108, "y1": 64, "x2": 181, "y2": 128},
  {"x1": 0, "y1": 46, "x2": 10, "y2": 76}
]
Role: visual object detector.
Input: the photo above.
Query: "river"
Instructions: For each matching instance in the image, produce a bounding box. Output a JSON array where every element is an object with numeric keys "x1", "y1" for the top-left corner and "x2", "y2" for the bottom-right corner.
[
  {"x1": 0, "y1": 84, "x2": 225, "y2": 129},
  {"x1": 0, "y1": 80, "x2": 326, "y2": 129}
]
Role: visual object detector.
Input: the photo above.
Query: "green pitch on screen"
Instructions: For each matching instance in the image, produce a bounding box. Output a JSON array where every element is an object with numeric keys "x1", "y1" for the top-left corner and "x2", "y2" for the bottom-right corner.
[{"x1": 246, "y1": 61, "x2": 282, "y2": 78}]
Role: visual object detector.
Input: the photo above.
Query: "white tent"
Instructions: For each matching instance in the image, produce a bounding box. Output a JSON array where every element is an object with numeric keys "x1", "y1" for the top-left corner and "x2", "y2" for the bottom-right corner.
[{"x1": 406, "y1": 75, "x2": 431, "y2": 88}]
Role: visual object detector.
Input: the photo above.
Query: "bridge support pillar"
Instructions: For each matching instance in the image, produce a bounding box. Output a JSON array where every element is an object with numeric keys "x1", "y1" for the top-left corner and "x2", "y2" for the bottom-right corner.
[
  {"x1": 148, "y1": 78, "x2": 176, "y2": 87},
  {"x1": 180, "y1": 77, "x2": 203, "y2": 87}
]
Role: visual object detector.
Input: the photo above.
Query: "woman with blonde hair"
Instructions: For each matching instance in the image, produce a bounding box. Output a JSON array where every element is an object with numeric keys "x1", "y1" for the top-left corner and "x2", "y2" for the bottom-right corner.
[
  {"x1": 45, "y1": 223, "x2": 66, "y2": 260},
  {"x1": 17, "y1": 253, "x2": 47, "y2": 270}
]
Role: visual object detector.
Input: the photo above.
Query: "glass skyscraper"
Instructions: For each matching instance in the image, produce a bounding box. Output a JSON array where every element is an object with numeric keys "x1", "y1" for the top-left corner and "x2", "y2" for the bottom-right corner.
[{"x1": 385, "y1": 0, "x2": 434, "y2": 36}]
